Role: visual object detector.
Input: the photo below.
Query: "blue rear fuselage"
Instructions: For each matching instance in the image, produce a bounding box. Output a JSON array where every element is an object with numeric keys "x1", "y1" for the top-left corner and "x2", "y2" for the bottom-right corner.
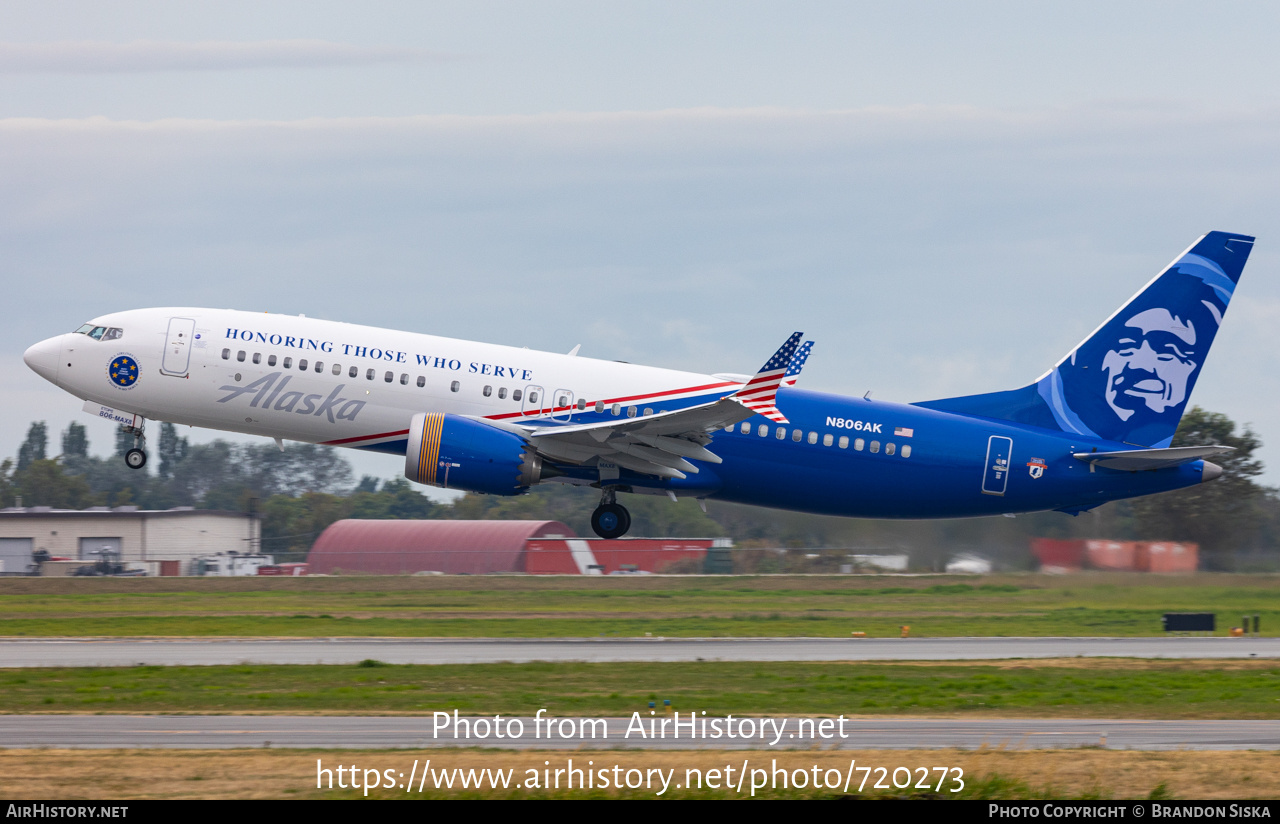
[{"x1": 631, "y1": 387, "x2": 1203, "y2": 518}]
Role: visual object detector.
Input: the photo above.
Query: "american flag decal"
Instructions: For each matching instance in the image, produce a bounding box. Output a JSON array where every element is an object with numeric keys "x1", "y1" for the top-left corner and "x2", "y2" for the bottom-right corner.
[
  {"x1": 781, "y1": 340, "x2": 815, "y2": 387},
  {"x1": 733, "y1": 331, "x2": 803, "y2": 423},
  {"x1": 894, "y1": 427, "x2": 914, "y2": 438}
]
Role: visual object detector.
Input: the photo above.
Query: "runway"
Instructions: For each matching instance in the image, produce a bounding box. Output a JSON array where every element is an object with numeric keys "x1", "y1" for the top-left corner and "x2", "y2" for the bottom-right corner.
[
  {"x1": 0, "y1": 715, "x2": 1275, "y2": 751},
  {"x1": 0, "y1": 636, "x2": 1275, "y2": 667}
]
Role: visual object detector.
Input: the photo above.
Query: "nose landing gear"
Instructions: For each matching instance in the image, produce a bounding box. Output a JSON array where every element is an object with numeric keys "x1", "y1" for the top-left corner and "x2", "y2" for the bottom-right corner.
[
  {"x1": 122, "y1": 421, "x2": 147, "y2": 470},
  {"x1": 590, "y1": 488, "x2": 631, "y2": 539}
]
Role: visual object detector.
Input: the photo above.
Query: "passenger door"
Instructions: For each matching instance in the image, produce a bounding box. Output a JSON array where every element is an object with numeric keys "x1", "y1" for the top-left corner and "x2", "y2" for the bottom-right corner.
[
  {"x1": 160, "y1": 317, "x2": 197, "y2": 376},
  {"x1": 981, "y1": 435, "x2": 1013, "y2": 496}
]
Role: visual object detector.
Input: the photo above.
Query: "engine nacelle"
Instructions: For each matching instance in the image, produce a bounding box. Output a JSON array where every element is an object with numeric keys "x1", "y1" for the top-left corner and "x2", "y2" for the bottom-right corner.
[{"x1": 404, "y1": 412, "x2": 544, "y2": 496}]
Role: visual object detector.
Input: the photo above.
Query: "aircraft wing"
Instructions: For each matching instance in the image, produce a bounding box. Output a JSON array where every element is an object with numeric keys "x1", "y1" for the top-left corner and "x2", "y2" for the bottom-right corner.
[
  {"x1": 519, "y1": 333, "x2": 804, "y2": 480},
  {"x1": 1071, "y1": 445, "x2": 1235, "y2": 472}
]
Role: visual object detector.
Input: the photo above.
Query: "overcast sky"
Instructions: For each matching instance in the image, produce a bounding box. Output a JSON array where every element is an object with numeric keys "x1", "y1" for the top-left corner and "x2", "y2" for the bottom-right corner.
[{"x1": 4, "y1": 1, "x2": 1280, "y2": 491}]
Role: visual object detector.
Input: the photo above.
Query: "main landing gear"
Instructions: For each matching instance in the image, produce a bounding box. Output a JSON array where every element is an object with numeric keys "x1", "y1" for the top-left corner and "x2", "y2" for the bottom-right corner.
[
  {"x1": 591, "y1": 488, "x2": 631, "y2": 539},
  {"x1": 122, "y1": 422, "x2": 147, "y2": 470}
]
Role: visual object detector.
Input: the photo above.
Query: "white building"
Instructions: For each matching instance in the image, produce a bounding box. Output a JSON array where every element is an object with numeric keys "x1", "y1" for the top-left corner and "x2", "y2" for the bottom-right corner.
[{"x1": 0, "y1": 506, "x2": 260, "y2": 576}]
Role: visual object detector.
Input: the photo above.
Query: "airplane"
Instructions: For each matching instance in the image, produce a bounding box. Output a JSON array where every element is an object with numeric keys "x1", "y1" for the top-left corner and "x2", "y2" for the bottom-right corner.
[{"x1": 22, "y1": 231, "x2": 1254, "y2": 539}]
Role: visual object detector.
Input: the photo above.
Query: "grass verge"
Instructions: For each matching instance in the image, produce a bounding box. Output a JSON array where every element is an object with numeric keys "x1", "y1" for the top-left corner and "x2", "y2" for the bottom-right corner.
[
  {"x1": 0, "y1": 573, "x2": 1276, "y2": 637},
  {"x1": 2, "y1": 748, "x2": 1277, "y2": 799},
  {"x1": 7, "y1": 659, "x2": 1280, "y2": 718}
]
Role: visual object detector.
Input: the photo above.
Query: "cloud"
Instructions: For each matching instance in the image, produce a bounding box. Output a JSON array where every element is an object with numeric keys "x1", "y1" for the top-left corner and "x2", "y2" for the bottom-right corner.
[
  {"x1": 3, "y1": 103, "x2": 1279, "y2": 475},
  {"x1": 0, "y1": 40, "x2": 447, "y2": 73}
]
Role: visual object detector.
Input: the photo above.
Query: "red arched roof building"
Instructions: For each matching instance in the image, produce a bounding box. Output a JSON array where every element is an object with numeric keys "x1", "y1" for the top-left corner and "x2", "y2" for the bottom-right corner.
[{"x1": 307, "y1": 519, "x2": 576, "y2": 575}]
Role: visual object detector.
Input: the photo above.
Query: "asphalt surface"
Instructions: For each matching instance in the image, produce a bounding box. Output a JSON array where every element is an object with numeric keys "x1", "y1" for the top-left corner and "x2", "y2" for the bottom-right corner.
[
  {"x1": 0, "y1": 636, "x2": 1276, "y2": 667},
  {"x1": 0, "y1": 715, "x2": 1275, "y2": 750}
]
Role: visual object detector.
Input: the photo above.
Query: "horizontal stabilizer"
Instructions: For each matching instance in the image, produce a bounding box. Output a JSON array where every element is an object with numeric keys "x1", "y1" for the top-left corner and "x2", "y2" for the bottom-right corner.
[{"x1": 1072, "y1": 445, "x2": 1234, "y2": 471}]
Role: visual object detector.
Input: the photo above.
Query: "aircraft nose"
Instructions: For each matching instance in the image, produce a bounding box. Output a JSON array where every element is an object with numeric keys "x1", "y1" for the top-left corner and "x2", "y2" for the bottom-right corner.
[{"x1": 23, "y1": 336, "x2": 62, "y2": 384}]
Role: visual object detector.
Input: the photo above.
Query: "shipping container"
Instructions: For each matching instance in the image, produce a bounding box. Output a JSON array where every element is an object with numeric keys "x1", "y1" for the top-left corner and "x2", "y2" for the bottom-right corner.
[
  {"x1": 1085, "y1": 540, "x2": 1139, "y2": 571},
  {"x1": 1137, "y1": 542, "x2": 1198, "y2": 573}
]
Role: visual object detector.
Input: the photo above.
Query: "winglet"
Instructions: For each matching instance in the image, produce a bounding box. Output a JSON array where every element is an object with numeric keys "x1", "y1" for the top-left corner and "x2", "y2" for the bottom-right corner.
[
  {"x1": 733, "y1": 332, "x2": 803, "y2": 423},
  {"x1": 781, "y1": 340, "x2": 815, "y2": 387}
]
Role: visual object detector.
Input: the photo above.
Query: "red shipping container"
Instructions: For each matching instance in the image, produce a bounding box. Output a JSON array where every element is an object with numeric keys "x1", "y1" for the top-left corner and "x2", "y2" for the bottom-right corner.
[
  {"x1": 1031, "y1": 538, "x2": 1085, "y2": 572},
  {"x1": 1085, "y1": 540, "x2": 1138, "y2": 571},
  {"x1": 1136, "y1": 542, "x2": 1198, "y2": 573}
]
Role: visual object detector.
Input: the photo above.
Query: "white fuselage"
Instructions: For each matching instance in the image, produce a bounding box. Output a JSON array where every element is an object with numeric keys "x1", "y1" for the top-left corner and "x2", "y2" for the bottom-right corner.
[{"x1": 26, "y1": 308, "x2": 743, "y2": 453}]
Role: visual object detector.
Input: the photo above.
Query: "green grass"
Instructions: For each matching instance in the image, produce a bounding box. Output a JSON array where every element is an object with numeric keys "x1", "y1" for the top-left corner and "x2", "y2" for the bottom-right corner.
[
  {"x1": 7, "y1": 659, "x2": 1280, "y2": 717},
  {"x1": 0, "y1": 574, "x2": 1275, "y2": 637}
]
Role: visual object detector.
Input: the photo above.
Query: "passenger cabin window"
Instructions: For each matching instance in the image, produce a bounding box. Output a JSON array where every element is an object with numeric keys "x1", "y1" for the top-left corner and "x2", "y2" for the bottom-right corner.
[
  {"x1": 349, "y1": 366, "x2": 358, "y2": 378},
  {"x1": 513, "y1": 389, "x2": 523, "y2": 402},
  {"x1": 417, "y1": 376, "x2": 426, "y2": 388},
  {"x1": 333, "y1": 364, "x2": 342, "y2": 376},
  {"x1": 902, "y1": 445, "x2": 912, "y2": 458},
  {"x1": 237, "y1": 351, "x2": 246, "y2": 362},
  {"x1": 383, "y1": 371, "x2": 393, "y2": 382},
  {"x1": 886, "y1": 442, "x2": 896, "y2": 455},
  {"x1": 758, "y1": 424, "x2": 768, "y2": 437},
  {"x1": 450, "y1": 381, "x2": 460, "y2": 392},
  {"x1": 314, "y1": 361, "x2": 324, "y2": 373},
  {"x1": 627, "y1": 406, "x2": 637, "y2": 418},
  {"x1": 529, "y1": 391, "x2": 539, "y2": 405},
  {"x1": 298, "y1": 358, "x2": 308, "y2": 371},
  {"x1": 283, "y1": 357, "x2": 293, "y2": 369},
  {"x1": 221, "y1": 349, "x2": 230, "y2": 360},
  {"x1": 557, "y1": 394, "x2": 569, "y2": 407},
  {"x1": 838, "y1": 436, "x2": 849, "y2": 449},
  {"x1": 366, "y1": 368, "x2": 374, "y2": 380},
  {"x1": 854, "y1": 438, "x2": 865, "y2": 451},
  {"x1": 499, "y1": 387, "x2": 508, "y2": 399},
  {"x1": 791, "y1": 429, "x2": 802, "y2": 442},
  {"x1": 870, "y1": 440, "x2": 881, "y2": 453},
  {"x1": 400, "y1": 373, "x2": 408, "y2": 385},
  {"x1": 252, "y1": 353, "x2": 261, "y2": 365},
  {"x1": 268, "y1": 355, "x2": 277, "y2": 367},
  {"x1": 578, "y1": 399, "x2": 587, "y2": 411},
  {"x1": 775, "y1": 426, "x2": 786, "y2": 439},
  {"x1": 595, "y1": 401, "x2": 604, "y2": 413},
  {"x1": 483, "y1": 385, "x2": 493, "y2": 397},
  {"x1": 807, "y1": 431, "x2": 818, "y2": 444},
  {"x1": 611, "y1": 403, "x2": 621, "y2": 416},
  {"x1": 741, "y1": 422, "x2": 751, "y2": 434},
  {"x1": 644, "y1": 408, "x2": 653, "y2": 416}
]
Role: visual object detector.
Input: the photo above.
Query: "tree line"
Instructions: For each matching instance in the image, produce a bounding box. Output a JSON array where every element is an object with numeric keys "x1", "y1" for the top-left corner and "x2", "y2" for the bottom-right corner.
[{"x1": 2, "y1": 408, "x2": 1278, "y2": 569}]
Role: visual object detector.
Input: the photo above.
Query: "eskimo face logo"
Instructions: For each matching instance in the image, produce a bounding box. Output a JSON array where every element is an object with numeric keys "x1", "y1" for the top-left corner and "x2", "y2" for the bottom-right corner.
[
  {"x1": 108, "y1": 354, "x2": 140, "y2": 389},
  {"x1": 1101, "y1": 308, "x2": 1198, "y2": 421}
]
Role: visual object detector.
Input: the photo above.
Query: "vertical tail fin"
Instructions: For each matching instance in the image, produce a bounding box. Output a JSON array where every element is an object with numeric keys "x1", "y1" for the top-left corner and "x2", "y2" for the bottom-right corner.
[{"x1": 916, "y1": 231, "x2": 1255, "y2": 447}]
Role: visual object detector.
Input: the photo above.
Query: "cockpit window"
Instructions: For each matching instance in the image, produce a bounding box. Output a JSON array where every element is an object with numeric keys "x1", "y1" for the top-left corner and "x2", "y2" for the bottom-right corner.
[
  {"x1": 88, "y1": 327, "x2": 107, "y2": 340},
  {"x1": 102, "y1": 328, "x2": 123, "y2": 341},
  {"x1": 75, "y1": 324, "x2": 95, "y2": 335}
]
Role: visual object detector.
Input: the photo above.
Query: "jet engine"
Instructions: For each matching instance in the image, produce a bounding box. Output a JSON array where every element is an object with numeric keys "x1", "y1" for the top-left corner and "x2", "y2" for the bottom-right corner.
[{"x1": 404, "y1": 412, "x2": 546, "y2": 495}]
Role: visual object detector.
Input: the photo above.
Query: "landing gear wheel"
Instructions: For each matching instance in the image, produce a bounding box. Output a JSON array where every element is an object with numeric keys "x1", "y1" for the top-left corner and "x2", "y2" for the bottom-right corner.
[
  {"x1": 124, "y1": 449, "x2": 147, "y2": 470},
  {"x1": 591, "y1": 503, "x2": 631, "y2": 539}
]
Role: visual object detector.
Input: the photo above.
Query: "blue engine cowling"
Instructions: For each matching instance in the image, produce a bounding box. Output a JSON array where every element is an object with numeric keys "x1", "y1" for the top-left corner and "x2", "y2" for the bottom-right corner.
[{"x1": 404, "y1": 412, "x2": 544, "y2": 495}]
